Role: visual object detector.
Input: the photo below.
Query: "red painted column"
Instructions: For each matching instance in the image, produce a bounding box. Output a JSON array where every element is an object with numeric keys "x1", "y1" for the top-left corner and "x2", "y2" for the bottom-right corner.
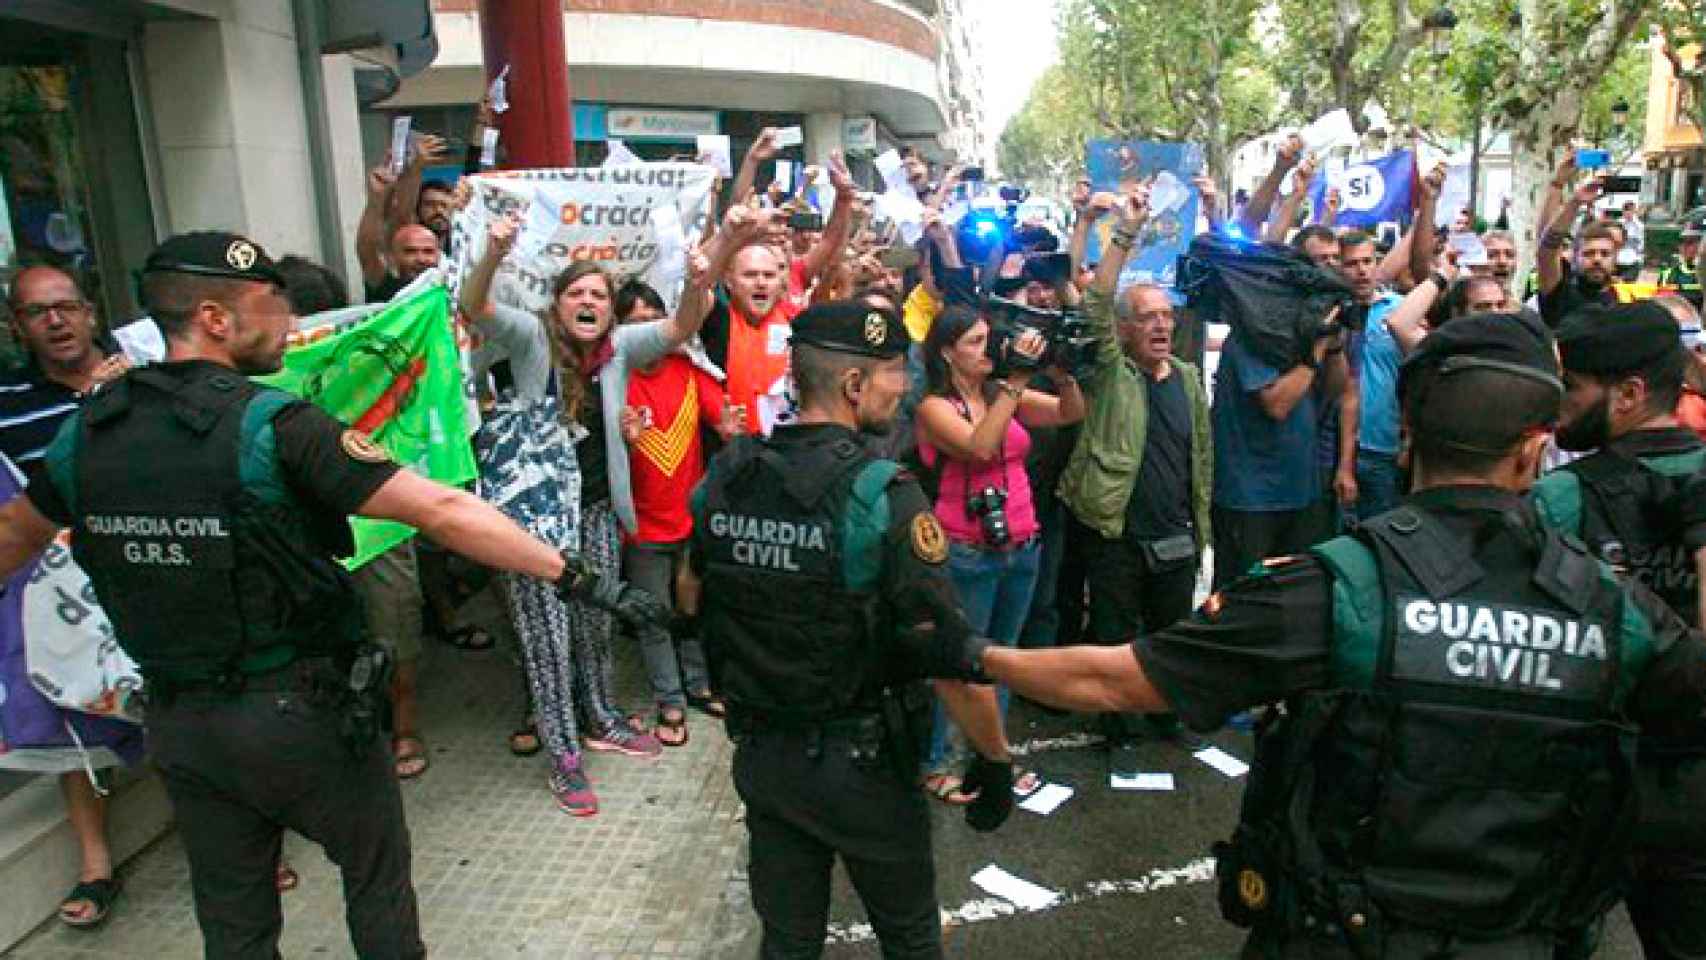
[{"x1": 478, "y1": 0, "x2": 575, "y2": 168}]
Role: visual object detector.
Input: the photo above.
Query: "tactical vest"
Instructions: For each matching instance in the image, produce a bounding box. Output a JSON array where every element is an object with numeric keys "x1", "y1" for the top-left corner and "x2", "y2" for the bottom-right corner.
[
  {"x1": 1556, "y1": 446, "x2": 1706, "y2": 627},
  {"x1": 697, "y1": 432, "x2": 898, "y2": 721},
  {"x1": 54, "y1": 363, "x2": 362, "y2": 685},
  {"x1": 1217, "y1": 504, "x2": 1649, "y2": 953},
  {"x1": 1658, "y1": 255, "x2": 1702, "y2": 307}
]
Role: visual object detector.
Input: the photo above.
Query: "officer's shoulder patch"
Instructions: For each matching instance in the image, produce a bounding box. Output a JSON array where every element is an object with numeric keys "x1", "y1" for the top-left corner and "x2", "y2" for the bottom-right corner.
[
  {"x1": 910, "y1": 512, "x2": 948, "y2": 565},
  {"x1": 340, "y1": 429, "x2": 391, "y2": 464}
]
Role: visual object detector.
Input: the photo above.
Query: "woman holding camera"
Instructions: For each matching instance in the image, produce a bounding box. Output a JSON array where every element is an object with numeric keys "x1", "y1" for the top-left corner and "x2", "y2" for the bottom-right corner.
[{"x1": 915, "y1": 304, "x2": 1085, "y2": 801}]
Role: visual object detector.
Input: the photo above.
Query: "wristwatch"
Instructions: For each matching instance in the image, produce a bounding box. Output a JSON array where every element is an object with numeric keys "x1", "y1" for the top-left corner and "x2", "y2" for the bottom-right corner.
[
  {"x1": 998, "y1": 380, "x2": 1025, "y2": 402},
  {"x1": 1431, "y1": 271, "x2": 1451, "y2": 290}
]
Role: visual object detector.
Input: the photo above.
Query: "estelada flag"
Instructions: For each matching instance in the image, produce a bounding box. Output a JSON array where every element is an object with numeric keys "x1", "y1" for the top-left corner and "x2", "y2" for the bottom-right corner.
[{"x1": 258, "y1": 282, "x2": 476, "y2": 569}]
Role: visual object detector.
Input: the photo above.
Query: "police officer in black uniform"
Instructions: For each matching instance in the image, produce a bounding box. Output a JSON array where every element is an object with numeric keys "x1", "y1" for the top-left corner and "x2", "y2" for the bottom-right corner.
[
  {"x1": 899, "y1": 313, "x2": 1706, "y2": 958},
  {"x1": 684, "y1": 299, "x2": 1015, "y2": 959},
  {"x1": 1534, "y1": 301, "x2": 1706, "y2": 959},
  {"x1": 0, "y1": 232, "x2": 662, "y2": 960}
]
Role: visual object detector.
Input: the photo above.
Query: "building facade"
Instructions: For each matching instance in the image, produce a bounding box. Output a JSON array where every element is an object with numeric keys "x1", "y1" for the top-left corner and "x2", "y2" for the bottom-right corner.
[
  {"x1": 0, "y1": 0, "x2": 431, "y2": 326},
  {"x1": 1642, "y1": 39, "x2": 1705, "y2": 217},
  {"x1": 369, "y1": 0, "x2": 985, "y2": 186}
]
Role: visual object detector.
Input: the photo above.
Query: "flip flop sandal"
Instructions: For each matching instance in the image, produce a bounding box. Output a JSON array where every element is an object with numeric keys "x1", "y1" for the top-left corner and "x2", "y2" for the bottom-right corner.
[
  {"x1": 923, "y1": 773, "x2": 976, "y2": 806},
  {"x1": 656, "y1": 708, "x2": 690, "y2": 747},
  {"x1": 686, "y1": 690, "x2": 727, "y2": 719},
  {"x1": 60, "y1": 877, "x2": 119, "y2": 929},
  {"x1": 442, "y1": 626, "x2": 495, "y2": 651},
  {"x1": 275, "y1": 862, "x2": 300, "y2": 893},
  {"x1": 1012, "y1": 768, "x2": 1045, "y2": 798},
  {"x1": 393, "y1": 735, "x2": 430, "y2": 780},
  {"x1": 508, "y1": 725, "x2": 542, "y2": 757}
]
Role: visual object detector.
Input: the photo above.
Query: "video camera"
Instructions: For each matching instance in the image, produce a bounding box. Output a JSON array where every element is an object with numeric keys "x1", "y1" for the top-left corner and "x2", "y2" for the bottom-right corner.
[{"x1": 983, "y1": 296, "x2": 1100, "y2": 381}]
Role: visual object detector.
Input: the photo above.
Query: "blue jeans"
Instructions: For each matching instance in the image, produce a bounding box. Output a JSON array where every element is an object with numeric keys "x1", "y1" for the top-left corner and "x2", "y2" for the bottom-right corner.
[
  {"x1": 1354, "y1": 450, "x2": 1402, "y2": 522},
  {"x1": 925, "y1": 538, "x2": 1041, "y2": 772},
  {"x1": 1017, "y1": 501, "x2": 1068, "y2": 650}
]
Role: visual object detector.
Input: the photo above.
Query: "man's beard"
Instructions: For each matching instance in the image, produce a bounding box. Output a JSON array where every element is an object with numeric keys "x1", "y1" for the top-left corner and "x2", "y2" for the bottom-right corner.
[{"x1": 1556, "y1": 395, "x2": 1612, "y2": 452}]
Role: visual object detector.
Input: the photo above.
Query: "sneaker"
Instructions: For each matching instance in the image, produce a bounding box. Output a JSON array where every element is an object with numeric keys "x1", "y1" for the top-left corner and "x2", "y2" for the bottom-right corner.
[
  {"x1": 583, "y1": 722, "x2": 663, "y2": 759},
  {"x1": 549, "y1": 753, "x2": 598, "y2": 816}
]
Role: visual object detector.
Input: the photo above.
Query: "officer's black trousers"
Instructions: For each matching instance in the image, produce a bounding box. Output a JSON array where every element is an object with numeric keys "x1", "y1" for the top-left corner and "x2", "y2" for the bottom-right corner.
[
  {"x1": 1627, "y1": 850, "x2": 1706, "y2": 959},
  {"x1": 733, "y1": 728, "x2": 940, "y2": 959},
  {"x1": 149, "y1": 685, "x2": 425, "y2": 960}
]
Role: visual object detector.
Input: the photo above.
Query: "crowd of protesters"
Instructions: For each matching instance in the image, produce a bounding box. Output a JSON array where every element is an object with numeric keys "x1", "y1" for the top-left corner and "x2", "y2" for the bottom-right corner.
[{"x1": 4, "y1": 92, "x2": 1706, "y2": 945}]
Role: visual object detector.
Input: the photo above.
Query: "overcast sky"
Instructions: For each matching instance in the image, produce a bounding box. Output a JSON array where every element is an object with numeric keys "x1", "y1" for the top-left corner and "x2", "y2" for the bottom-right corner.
[{"x1": 975, "y1": 0, "x2": 1061, "y2": 154}]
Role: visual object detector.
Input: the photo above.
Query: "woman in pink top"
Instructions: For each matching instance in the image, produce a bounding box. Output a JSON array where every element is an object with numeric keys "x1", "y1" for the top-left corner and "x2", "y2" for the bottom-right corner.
[{"x1": 914, "y1": 304, "x2": 1085, "y2": 801}]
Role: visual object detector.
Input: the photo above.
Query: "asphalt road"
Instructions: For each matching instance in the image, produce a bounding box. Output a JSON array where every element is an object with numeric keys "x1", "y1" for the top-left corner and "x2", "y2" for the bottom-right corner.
[{"x1": 807, "y1": 700, "x2": 1646, "y2": 959}]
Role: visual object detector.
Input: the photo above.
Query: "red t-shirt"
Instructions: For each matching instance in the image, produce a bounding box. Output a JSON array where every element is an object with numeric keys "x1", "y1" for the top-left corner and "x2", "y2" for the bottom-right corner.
[{"x1": 626, "y1": 356, "x2": 725, "y2": 544}]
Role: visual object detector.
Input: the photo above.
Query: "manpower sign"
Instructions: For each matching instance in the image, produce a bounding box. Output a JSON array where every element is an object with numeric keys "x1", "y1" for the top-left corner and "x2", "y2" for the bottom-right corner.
[{"x1": 607, "y1": 108, "x2": 720, "y2": 140}]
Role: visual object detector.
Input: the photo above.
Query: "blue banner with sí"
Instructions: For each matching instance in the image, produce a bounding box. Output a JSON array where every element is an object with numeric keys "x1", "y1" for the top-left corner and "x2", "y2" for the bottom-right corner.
[
  {"x1": 1085, "y1": 140, "x2": 1204, "y2": 291},
  {"x1": 1307, "y1": 150, "x2": 1417, "y2": 230}
]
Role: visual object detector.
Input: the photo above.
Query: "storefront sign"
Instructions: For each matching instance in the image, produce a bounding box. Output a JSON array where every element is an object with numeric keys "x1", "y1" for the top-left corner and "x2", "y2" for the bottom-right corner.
[
  {"x1": 843, "y1": 117, "x2": 878, "y2": 153},
  {"x1": 607, "y1": 108, "x2": 720, "y2": 141}
]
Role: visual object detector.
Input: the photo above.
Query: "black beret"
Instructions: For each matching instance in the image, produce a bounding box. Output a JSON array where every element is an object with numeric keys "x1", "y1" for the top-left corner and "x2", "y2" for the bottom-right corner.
[
  {"x1": 789, "y1": 299, "x2": 909, "y2": 359},
  {"x1": 143, "y1": 231, "x2": 284, "y2": 287},
  {"x1": 1399, "y1": 311, "x2": 1562, "y2": 404},
  {"x1": 1556, "y1": 302, "x2": 1682, "y2": 375}
]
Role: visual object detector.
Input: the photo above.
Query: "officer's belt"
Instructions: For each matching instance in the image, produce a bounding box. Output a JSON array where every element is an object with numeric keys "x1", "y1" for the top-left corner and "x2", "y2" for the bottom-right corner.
[
  {"x1": 730, "y1": 709, "x2": 883, "y2": 737},
  {"x1": 148, "y1": 644, "x2": 305, "y2": 693}
]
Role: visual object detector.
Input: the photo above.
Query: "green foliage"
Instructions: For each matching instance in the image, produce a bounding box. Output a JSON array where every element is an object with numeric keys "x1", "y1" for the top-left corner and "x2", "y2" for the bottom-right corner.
[{"x1": 996, "y1": 64, "x2": 1096, "y2": 189}]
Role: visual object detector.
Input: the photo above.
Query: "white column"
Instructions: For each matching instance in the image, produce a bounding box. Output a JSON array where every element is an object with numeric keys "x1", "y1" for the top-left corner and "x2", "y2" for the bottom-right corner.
[
  {"x1": 804, "y1": 112, "x2": 845, "y2": 165},
  {"x1": 141, "y1": 0, "x2": 321, "y2": 261}
]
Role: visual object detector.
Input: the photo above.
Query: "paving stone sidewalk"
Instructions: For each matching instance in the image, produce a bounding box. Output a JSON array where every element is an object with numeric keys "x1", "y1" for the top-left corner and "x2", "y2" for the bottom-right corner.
[{"x1": 6, "y1": 621, "x2": 757, "y2": 959}]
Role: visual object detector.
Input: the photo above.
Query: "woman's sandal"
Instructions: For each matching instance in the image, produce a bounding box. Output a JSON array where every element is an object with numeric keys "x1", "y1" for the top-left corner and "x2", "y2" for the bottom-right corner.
[
  {"x1": 922, "y1": 773, "x2": 976, "y2": 806},
  {"x1": 393, "y1": 734, "x2": 430, "y2": 779},
  {"x1": 656, "y1": 707, "x2": 690, "y2": 748},
  {"x1": 275, "y1": 862, "x2": 300, "y2": 893},
  {"x1": 441, "y1": 625, "x2": 495, "y2": 652},
  {"x1": 508, "y1": 725, "x2": 542, "y2": 757},
  {"x1": 60, "y1": 877, "x2": 119, "y2": 929}
]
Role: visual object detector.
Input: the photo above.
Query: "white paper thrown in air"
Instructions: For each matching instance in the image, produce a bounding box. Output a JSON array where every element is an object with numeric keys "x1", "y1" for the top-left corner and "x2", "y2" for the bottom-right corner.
[
  {"x1": 971, "y1": 866, "x2": 1062, "y2": 911},
  {"x1": 1110, "y1": 772, "x2": 1176, "y2": 792},
  {"x1": 389, "y1": 116, "x2": 412, "y2": 175},
  {"x1": 603, "y1": 139, "x2": 642, "y2": 167},
  {"x1": 1194, "y1": 747, "x2": 1250, "y2": 778},
  {"x1": 875, "y1": 149, "x2": 907, "y2": 192},
  {"x1": 697, "y1": 134, "x2": 732, "y2": 178},
  {"x1": 1300, "y1": 109, "x2": 1357, "y2": 153},
  {"x1": 1437, "y1": 163, "x2": 1472, "y2": 225},
  {"x1": 1018, "y1": 783, "x2": 1075, "y2": 815},
  {"x1": 774, "y1": 125, "x2": 803, "y2": 148},
  {"x1": 480, "y1": 127, "x2": 499, "y2": 169},
  {"x1": 488, "y1": 65, "x2": 510, "y2": 114},
  {"x1": 1149, "y1": 170, "x2": 1189, "y2": 216},
  {"x1": 775, "y1": 160, "x2": 795, "y2": 196}
]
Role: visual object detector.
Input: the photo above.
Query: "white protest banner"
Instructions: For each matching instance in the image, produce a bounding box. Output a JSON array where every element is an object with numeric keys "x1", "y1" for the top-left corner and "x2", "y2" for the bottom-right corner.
[{"x1": 448, "y1": 164, "x2": 718, "y2": 317}]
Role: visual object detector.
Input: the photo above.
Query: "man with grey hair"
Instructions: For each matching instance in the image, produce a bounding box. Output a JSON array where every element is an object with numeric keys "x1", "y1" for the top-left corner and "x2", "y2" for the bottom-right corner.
[{"x1": 1057, "y1": 190, "x2": 1213, "y2": 772}]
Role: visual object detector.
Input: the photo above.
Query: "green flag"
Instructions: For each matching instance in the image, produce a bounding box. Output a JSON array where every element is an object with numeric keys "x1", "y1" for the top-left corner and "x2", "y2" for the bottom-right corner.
[{"x1": 258, "y1": 283, "x2": 475, "y2": 569}]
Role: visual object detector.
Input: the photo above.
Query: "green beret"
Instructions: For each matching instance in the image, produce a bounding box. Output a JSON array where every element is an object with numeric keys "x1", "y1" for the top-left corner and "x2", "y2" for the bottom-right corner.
[
  {"x1": 1556, "y1": 302, "x2": 1682, "y2": 375},
  {"x1": 789, "y1": 299, "x2": 909, "y2": 359}
]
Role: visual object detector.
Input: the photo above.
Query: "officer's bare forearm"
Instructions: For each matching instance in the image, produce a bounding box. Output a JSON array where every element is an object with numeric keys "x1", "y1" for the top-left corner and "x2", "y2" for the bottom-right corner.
[
  {"x1": 935, "y1": 680, "x2": 1011, "y2": 762},
  {"x1": 1696, "y1": 547, "x2": 1706, "y2": 631},
  {"x1": 358, "y1": 470, "x2": 563, "y2": 580},
  {"x1": 980, "y1": 644, "x2": 1170, "y2": 715},
  {"x1": 0, "y1": 497, "x2": 59, "y2": 581}
]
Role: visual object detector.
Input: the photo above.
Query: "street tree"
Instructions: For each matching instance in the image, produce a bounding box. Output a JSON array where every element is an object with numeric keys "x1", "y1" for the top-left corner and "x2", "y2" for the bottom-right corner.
[
  {"x1": 1271, "y1": 0, "x2": 1427, "y2": 134},
  {"x1": 1654, "y1": 0, "x2": 1705, "y2": 159},
  {"x1": 1053, "y1": 0, "x2": 1284, "y2": 189}
]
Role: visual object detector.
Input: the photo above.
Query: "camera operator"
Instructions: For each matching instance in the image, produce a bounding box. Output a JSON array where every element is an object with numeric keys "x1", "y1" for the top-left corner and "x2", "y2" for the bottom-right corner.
[
  {"x1": 913, "y1": 303, "x2": 1085, "y2": 802},
  {"x1": 1057, "y1": 190, "x2": 1214, "y2": 767}
]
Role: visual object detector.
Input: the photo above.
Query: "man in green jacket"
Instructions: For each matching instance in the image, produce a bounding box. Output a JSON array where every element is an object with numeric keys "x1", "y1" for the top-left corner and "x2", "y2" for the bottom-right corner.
[{"x1": 1057, "y1": 190, "x2": 1213, "y2": 772}]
